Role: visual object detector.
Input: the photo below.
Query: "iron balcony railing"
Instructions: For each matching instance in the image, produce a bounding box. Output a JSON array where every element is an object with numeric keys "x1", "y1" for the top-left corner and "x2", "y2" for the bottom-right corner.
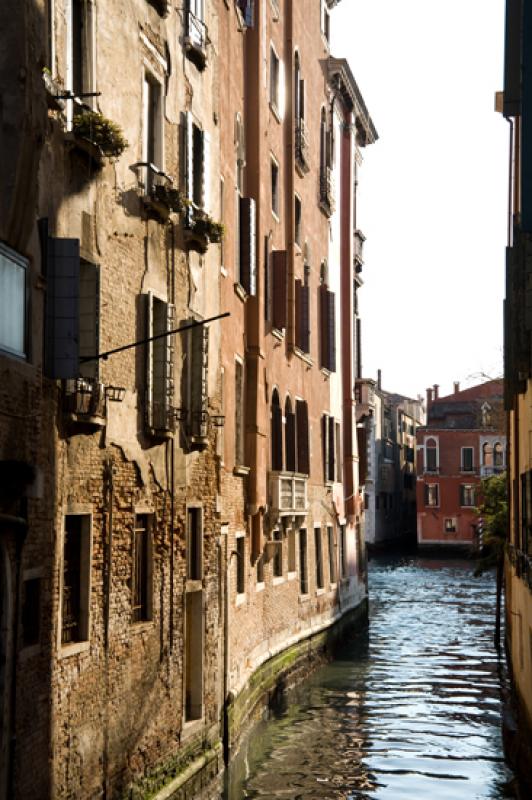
[{"x1": 507, "y1": 543, "x2": 532, "y2": 590}]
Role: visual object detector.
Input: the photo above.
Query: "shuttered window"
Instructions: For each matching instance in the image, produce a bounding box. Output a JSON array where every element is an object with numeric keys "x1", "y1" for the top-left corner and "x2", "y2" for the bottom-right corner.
[
  {"x1": 272, "y1": 250, "x2": 287, "y2": 331},
  {"x1": 320, "y1": 285, "x2": 336, "y2": 372},
  {"x1": 145, "y1": 294, "x2": 175, "y2": 434},
  {"x1": 44, "y1": 237, "x2": 80, "y2": 379},
  {"x1": 189, "y1": 322, "x2": 209, "y2": 440},
  {"x1": 184, "y1": 113, "x2": 210, "y2": 214},
  {"x1": 295, "y1": 279, "x2": 310, "y2": 354},
  {"x1": 271, "y1": 389, "x2": 283, "y2": 470},
  {"x1": 314, "y1": 527, "x2": 324, "y2": 589},
  {"x1": 235, "y1": 359, "x2": 245, "y2": 466},
  {"x1": 296, "y1": 399, "x2": 309, "y2": 475},
  {"x1": 239, "y1": 197, "x2": 256, "y2": 295},
  {"x1": 285, "y1": 398, "x2": 296, "y2": 472},
  {"x1": 132, "y1": 514, "x2": 152, "y2": 623},
  {"x1": 322, "y1": 413, "x2": 337, "y2": 483}
]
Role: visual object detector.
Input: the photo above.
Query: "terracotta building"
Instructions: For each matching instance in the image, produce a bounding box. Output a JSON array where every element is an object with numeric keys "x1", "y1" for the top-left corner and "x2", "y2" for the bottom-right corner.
[
  {"x1": 0, "y1": 1, "x2": 377, "y2": 797},
  {"x1": 498, "y1": 0, "x2": 532, "y2": 789},
  {"x1": 416, "y1": 381, "x2": 506, "y2": 550}
]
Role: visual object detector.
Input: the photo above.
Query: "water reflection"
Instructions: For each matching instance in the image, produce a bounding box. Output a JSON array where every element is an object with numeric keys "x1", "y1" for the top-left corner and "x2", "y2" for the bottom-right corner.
[{"x1": 224, "y1": 556, "x2": 518, "y2": 799}]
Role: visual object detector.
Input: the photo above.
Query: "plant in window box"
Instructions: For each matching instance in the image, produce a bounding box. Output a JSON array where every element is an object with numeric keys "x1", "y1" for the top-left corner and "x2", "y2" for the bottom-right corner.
[
  {"x1": 71, "y1": 111, "x2": 128, "y2": 164},
  {"x1": 152, "y1": 184, "x2": 187, "y2": 214}
]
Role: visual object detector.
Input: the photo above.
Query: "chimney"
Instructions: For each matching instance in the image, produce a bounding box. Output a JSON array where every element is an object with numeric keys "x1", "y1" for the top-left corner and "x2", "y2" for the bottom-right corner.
[
  {"x1": 377, "y1": 369, "x2": 382, "y2": 391},
  {"x1": 426, "y1": 387, "x2": 433, "y2": 407},
  {"x1": 454, "y1": 381, "x2": 460, "y2": 394},
  {"x1": 433, "y1": 384, "x2": 439, "y2": 400}
]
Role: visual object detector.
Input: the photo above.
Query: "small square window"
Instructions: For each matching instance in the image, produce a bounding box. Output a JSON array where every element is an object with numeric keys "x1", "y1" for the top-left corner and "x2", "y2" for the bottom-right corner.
[{"x1": 444, "y1": 518, "x2": 457, "y2": 533}]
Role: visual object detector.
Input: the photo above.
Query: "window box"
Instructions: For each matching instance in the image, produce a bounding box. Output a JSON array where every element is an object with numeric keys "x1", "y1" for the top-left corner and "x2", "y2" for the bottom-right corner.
[
  {"x1": 137, "y1": 167, "x2": 185, "y2": 222},
  {"x1": 67, "y1": 112, "x2": 128, "y2": 169},
  {"x1": 185, "y1": 210, "x2": 224, "y2": 254}
]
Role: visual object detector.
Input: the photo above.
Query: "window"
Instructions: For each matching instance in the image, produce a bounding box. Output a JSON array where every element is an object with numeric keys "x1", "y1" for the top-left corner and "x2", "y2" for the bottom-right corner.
[
  {"x1": 236, "y1": 0, "x2": 254, "y2": 26},
  {"x1": 185, "y1": 0, "x2": 207, "y2": 65},
  {"x1": 425, "y1": 483, "x2": 439, "y2": 507},
  {"x1": 78, "y1": 260, "x2": 99, "y2": 380},
  {"x1": 322, "y1": 414, "x2": 337, "y2": 483},
  {"x1": 315, "y1": 527, "x2": 324, "y2": 589},
  {"x1": 142, "y1": 73, "x2": 163, "y2": 194},
  {"x1": 236, "y1": 535, "x2": 245, "y2": 594},
  {"x1": 185, "y1": 113, "x2": 211, "y2": 214},
  {"x1": 271, "y1": 157, "x2": 280, "y2": 218},
  {"x1": 0, "y1": 243, "x2": 27, "y2": 359},
  {"x1": 270, "y1": 46, "x2": 280, "y2": 114},
  {"x1": 296, "y1": 399, "x2": 310, "y2": 475},
  {"x1": 187, "y1": 508, "x2": 202, "y2": 581},
  {"x1": 460, "y1": 485, "x2": 475, "y2": 507},
  {"x1": 364, "y1": 493, "x2": 369, "y2": 510},
  {"x1": 145, "y1": 294, "x2": 175, "y2": 434},
  {"x1": 444, "y1": 518, "x2": 457, "y2": 534},
  {"x1": 239, "y1": 197, "x2": 257, "y2": 295},
  {"x1": 335, "y1": 422, "x2": 342, "y2": 482},
  {"x1": 21, "y1": 577, "x2": 41, "y2": 648},
  {"x1": 327, "y1": 526, "x2": 336, "y2": 584},
  {"x1": 285, "y1": 397, "x2": 296, "y2": 472},
  {"x1": 288, "y1": 528, "x2": 296, "y2": 573},
  {"x1": 319, "y1": 109, "x2": 333, "y2": 213},
  {"x1": 271, "y1": 249, "x2": 287, "y2": 331},
  {"x1": 425, "y1": 438, "x2": 438, "y2": 472},
  {"x1": 295, "y1": 273, "x2": 310, "y2": 354},
  {"x1": 273, "y1": 529, "x2": 282, "y2": 577},
  {"x1": 68, "y1": 0, "x2": 94, "y2": 107},
  {"x1": 294, "y1": 195, "x2": 302, "y2": 246},
  {"x1": 257, "y1": 553, "x2": 264, "y2": 584},
  {"x1": 294, "y1": 53, "x2": 308, "y2": 171},
  {"x1": 461, "y1": 447, "x2": 474, "y2": 472},
  {"x1": 235, "y1": 359, "x2": 245, "y2": 466},
  {"x1": 321, "y1": 0, "x2": 330, "y2": 43},
  {"x1": 61, "y1": 514, "x2": 91, "y2": 645},
  {"x1": 271, "y1": 388, "x2": 283, "y2": 470},
  {"x1": 187, "y1": 320, "x2": 210, "y2": 443},
  {"x1": 494, "y1": 442, "x2": 504, "y2": 467},
  {"x1": 339, "y1": 524, "x2": 347, "y2": 578},
  {"x1": 299, "y1": 528, "x2": 308, "y2": 594},
  {"x1": 320, "y1": 284, "x2": 336, "y2": 371},
  {"x1": 132, "y1": 514, "x2": 152, "y2": 623}
]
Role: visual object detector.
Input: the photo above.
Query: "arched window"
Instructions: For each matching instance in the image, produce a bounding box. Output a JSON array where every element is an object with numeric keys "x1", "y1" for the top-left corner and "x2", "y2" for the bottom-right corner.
[
  {"x1": 425, "y1": 437, "x2": 438, "y2": 472},
  {"x1": 494, "y1": 442, "x2": 504, "y2": 467},
  {"x1": 271, "y1": 389, "x2": 283, "y2": 471},
  {"x1": 483, "y1": 442, "x2": 493, "y2": 467},
  {"x1": 285, "y1": 396, "x2": 296, "y2": 472}
]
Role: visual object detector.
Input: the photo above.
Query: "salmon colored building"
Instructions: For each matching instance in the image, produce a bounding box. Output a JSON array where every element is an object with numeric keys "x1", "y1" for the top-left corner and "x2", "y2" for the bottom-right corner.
[{"x1": 416, "y1": 381, "x2": 506, "y2": 549}]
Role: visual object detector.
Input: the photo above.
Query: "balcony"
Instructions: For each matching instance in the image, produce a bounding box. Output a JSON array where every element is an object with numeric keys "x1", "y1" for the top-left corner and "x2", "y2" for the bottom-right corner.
[
  {"x1": 184, "y1": 11, "x2": 207, "y2": 70},
  {"x1": 319, "y1": 166, "x2": 335, "y2": 216},
  {"x1": 269, "y1": 472, "x2": 308, "y2": 516},
  {"x1": 354, "y1": 229, "x2": 365, "y2": 272},
  {"x1": 480, "y1": 465, "x2": 505, "y2": 478},
  {"x1": 133, "y1": 163, "x2": 182, "y2": 222},
  {"x1": 295, "y1": 119, "x2": 310, "y2": 175},
  {"x1": 62, "y1": 378, "x2": 106, "y2": 427}
]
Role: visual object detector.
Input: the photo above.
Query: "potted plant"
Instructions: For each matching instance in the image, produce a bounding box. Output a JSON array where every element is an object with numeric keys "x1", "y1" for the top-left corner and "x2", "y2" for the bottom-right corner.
[{"x1": 72, "y1": 111, "x2": 128, "y2": 160}]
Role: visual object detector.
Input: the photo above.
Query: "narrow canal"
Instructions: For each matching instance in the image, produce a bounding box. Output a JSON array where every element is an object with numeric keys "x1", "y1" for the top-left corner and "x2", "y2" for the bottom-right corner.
[{"x1": 224, "y1": 555, "x2": 518, "y2": 799}]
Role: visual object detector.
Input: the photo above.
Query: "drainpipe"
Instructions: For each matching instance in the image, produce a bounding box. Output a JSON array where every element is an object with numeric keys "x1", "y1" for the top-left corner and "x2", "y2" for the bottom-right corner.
[{"x1": 102, "y1": 458, "x2": 114, "y2": 800}]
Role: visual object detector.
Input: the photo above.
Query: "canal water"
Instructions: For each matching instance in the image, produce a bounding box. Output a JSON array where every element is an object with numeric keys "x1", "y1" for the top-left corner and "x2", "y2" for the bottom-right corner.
[{"x1": 224, "y1": 555, "x2": 518, "y2": 799}]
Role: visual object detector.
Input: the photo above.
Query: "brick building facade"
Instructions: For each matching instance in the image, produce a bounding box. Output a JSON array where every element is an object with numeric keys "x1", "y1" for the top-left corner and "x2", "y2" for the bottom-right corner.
[
  {"x1": 416, "y1": 381, "x2": 506, "y2": 550},
  {"x1": 0, "y1": 1, "x2": 377, "y2": 797}
]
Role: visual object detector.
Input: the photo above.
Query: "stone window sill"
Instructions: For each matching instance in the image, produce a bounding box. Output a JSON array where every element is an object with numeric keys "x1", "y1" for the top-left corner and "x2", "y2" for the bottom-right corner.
[
  {"x1": 233, "y1": 465, "x2": 250, "y2": 477},
  {"x1": 59, "y1": 640, "x2": 90, "y2": 659},
  {"x1": 273, "y1": 575, "x2": 285, "y2": 586},
  {"x1": 236, "y1": 592, "x2": 247, "y2": 606}
]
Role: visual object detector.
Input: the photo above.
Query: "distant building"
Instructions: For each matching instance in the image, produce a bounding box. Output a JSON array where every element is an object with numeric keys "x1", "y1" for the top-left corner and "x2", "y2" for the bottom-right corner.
[
  {"x1": 416, "y1": 381, "x2": 506, "y2": 550},
  {"x1": 356, "y1": 373, "x2": 424, "y2": 547}
]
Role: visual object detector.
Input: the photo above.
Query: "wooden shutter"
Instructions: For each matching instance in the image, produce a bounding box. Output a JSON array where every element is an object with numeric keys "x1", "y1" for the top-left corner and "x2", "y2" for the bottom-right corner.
[
  {"x1": 78, "y1": 261, "x2": 99, "y2": 380},
  {"x1": 271, "y1": 402, "x2": 283, "y2": 471},
  {"x1": 45, "y1": 237, "x2": 80, "y2": 379},
  {"x1": 327, "y1": 290, "x2": 336, "y2": 372},
  {"x1": 145, "y1": 293, "x2": 154, "y2": 429},
  {"x1": 299, "y1": 78, "x2": 305, "y2": 120},
  {"x1": 328, "y1": 415, "x2": 335, "y2": 482},
  {"x1": 285, "y1": 410, "x2": 296, "y2": 472},
  {"x1": 201, "y1": 130, "x2": 211, "y2": 212},
  {"x1": 239, "y1": 197, "x2": 256, "y2": 295},
  {"x1": 322, "y1": 414, "x2": 329, "y2": 482},
  {"x1": 190, "y1": 323, "x2": 209, "y2": 438},
  {"x1": 301, "y1": 284, "x2": 310, "y2": 353},
  {"x1": 295, "y1": 279, "x2": 302, "y2": 349},
  {"x1": 185, "y1": 112, "x2": 194, "y2": 219},
  {"x1": 296, "y1": 400, "x2": 309, "y2": 475},
  {"x1": 164, "y1": 303, "x2": 176, "y2": 428},
  {"x1": 272, "y1": 250, "x2": 287, "y2": 330}
]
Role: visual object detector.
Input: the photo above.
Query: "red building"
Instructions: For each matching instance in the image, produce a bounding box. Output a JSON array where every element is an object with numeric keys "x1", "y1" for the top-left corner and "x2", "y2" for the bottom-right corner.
[{"x1": 416, "y1": 380, "x2": 506, "y2": 549}]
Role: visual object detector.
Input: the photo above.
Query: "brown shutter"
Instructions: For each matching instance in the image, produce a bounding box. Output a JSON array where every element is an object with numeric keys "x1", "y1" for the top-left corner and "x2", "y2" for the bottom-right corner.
[
  {"x1": 45, "y1": 237, "x2": 80, "y2": 379},
  {"x1": 296, "y1": 400, "x2": 309, "y2": 475},
  {"x1": 320, "y1": 284, "x2": 328, "y2": 369},
  {"x1": 357, "y1": 425, "x2": 368, "y2": 485},
  {"x1": 239, "y1": 197, "x2": 256, "y2": 295},
  {"x1": 271, "y1": 402, "x2": 283, "y2": 470},
  {"x1": 322, "y1": 414, "x2": 329, "y2": 482},
  {"x1": 328, "y1": 415, "x2": 335, "y2": 482},
  {"x1": 190, "y1": 323, "x2": 209, "y2": 439},
  {"x1": 295, "y1": 279, "x2": 302, "y2": 349},
  {"x1": 285, "y1": 411, "x2": 296, "y2": 472},
  {"x1": 272, "y1": 250, "x2": 287, "y2": 330},
  {"x1": 301, "y1": 284, "x2": 310, "y2": 354},
  {"x1": 327, "y1": 290, "x2": 336, "y2": 372}
]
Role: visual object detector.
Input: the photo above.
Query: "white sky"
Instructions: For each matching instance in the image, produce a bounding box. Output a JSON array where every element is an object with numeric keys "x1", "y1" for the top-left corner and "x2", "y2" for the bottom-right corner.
[{"x1": 332, "y1": 0, "x2": 508, "y2": 401}]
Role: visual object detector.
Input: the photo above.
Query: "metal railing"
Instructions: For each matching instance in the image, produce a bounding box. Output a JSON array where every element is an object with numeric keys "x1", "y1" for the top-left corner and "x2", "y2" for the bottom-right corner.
[
  {"x1": 507, "y1": 543, "x2": 532, "y2": 588},
  {"x1": 63, "y1": 377, "x2": 106, "y2": 419}
]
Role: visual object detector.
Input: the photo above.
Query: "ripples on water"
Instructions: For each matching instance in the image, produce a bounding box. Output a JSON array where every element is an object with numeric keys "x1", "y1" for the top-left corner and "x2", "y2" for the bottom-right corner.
[{"x1": 224, "y1": 556, "x2": 517, "y2": 799}]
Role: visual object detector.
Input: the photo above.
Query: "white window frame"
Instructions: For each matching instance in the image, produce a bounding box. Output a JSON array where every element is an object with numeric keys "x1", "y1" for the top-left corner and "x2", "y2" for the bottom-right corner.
[
  {"x1": 142, "y1": 69, "x2": 164, "y2": 193},
  {"x1": 426, "y1": 483, "x2": 440, "y2": 508},
  {"x1": 444, "y1": 517, "x2": 457, "y2": 534},
  {"x1": 461, "y1": 446, "x2": 475, "y2": 472},
  {"x1": 424, "y1": 436, "x2": 439, "y2": 472},
  {"x1": 0, "y1": 243, "x2": 27, "y2": 360}
]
